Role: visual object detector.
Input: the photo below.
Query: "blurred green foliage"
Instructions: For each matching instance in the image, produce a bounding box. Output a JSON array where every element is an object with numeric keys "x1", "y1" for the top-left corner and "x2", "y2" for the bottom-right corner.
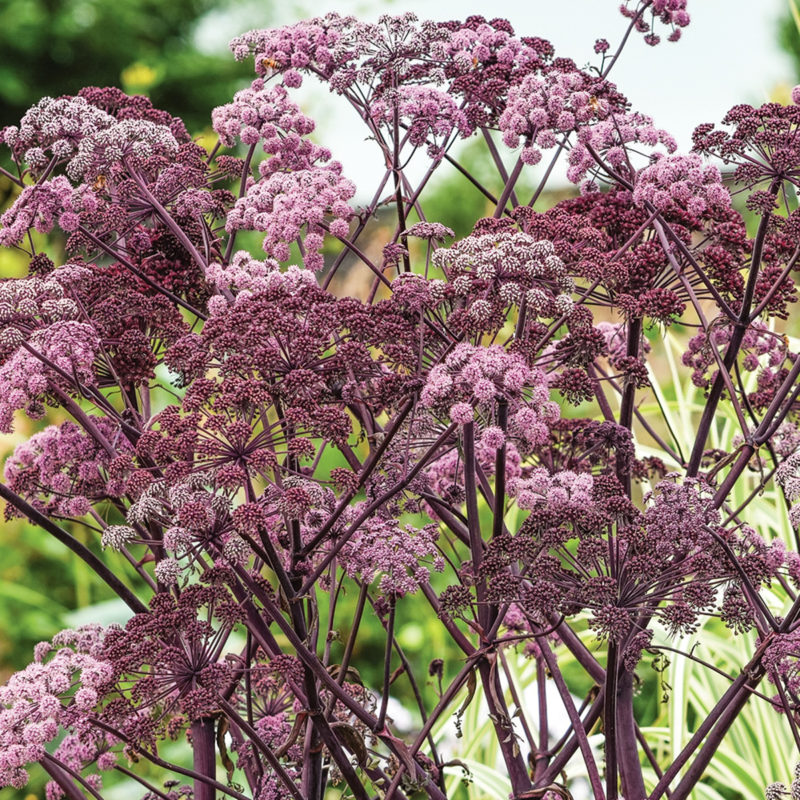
[
  {"x1": 0, "y1": 0, "x2": 251, "y2": 132},
  {"x1": 780, "y1": 1, "x2": 800, "y2": 78}
]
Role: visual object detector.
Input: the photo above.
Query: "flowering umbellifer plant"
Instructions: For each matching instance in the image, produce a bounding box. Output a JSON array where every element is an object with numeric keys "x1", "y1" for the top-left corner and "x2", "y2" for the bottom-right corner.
[{"x1": 2, "y1": 1, "x2": 800, "y2": 798}]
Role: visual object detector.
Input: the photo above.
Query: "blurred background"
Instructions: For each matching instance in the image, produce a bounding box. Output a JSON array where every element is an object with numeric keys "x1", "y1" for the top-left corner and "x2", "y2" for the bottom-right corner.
[{"x1": 1, "y1": 1, "x2": 800, "y2": 797}]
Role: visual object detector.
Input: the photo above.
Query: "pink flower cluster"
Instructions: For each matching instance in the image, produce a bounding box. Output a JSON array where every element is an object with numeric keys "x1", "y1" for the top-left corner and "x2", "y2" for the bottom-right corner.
[
  {"x1": 173, "y1": 187, "x2": 221, "y2": 218},
  {"x1": 421, "y1": 343, "x2": 559, "y2": 447},
  {"x1": 0, "y1": 96, "x2": 115, "y2": 174},
  {"x1": 633, "y1": 152, "x2": 730, "y2": 216},
  {"x1": 423, "y1": 437, "x2": 523, "y2": 505},
  {"x1": 0, "y1": 266, "x2": 89, "y2": 331},
  {"x1": 339, "y1": 514, "x2": 445, "y2": 597},
  {"x1": 432, "y1": 230, "x2": 575, "y2": 324},
  {"x1": 642, "y1": 478, "x2": 720, "y2": 558},
  {"x1": 568, "y1": 111, "x2": 677, "y2": 184},
  {"x1": 0, "y1": 321, "x2": 100, "y2": 432},
  {"x1": 66, "y1": 119, "x2": 180, "y2": 182},
  {"x1": 370, "y1": 86, "x2": 472, "y2": 157},
  {"x1": 509, "y1": 468, "x2": 594, "y2": 511},
  {"x1": 500, "y1": 67, "x2": 620, "y2": 166},
  {"x1": 405, "y1": 221, "x2": 455, "y2": 241},
  {"x1": 230, "y1": 12, "x2": 554, "y2": 136},
  {"x1": 230, "y1": 13, "x2": 450, "y2": 92},
  {"x1": 225, "y1": 166, "x2": 355, "y2": 270},
  {"x1": 388, "y1": 272, "x2": 447, "y2": 313},
  {"x1": 229, "y1": 13, "x2": 360, "y2": 85},
  {"x1": 119, "y1": 475, "x2": 252, "y2": 577},
  {"x1": 683, "y1": 320, "x2": 786, "y2": 390},
  {"x1": 429, "y1": 16, "x2": 556, "y2": 129},
  {"x1": 620, "y1": 0, "x2": 690, "y2": 46},
  {"x1": 212, "y1": 80, "x2": 331, "y2": 174},
  {"x1": 205, "y1": 249, "x2": 281, "y2": 298},
  {"x1": 4, "y1": 417, "x2": 131, "y2": 516},
  {"x1": 431, "y1": 18, "x2": 540, "y2": 74},
  {"x1": 0, "y1": 626, "x2": 112, "y2": 791},
  {"x1": 0, "y1": 177, "x2": 100, "y2": 246}
]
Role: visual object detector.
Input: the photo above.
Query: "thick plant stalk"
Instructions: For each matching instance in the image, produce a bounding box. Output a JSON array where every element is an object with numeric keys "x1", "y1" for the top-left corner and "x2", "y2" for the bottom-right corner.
[
  {"x1": 41, "y1": 757, "x2": 90, "y2": 800},
  {"x1": 463, "y1": 421, "x2": 487, "y2": 628},
  {"x1": 605, "y1": 641, "x2": 619, "y2": 800},
  {"x1": 616, "y1": 671, "x2": 646, "y2": 800},
  {"x1": 477, "y1": 656, "x2": 533, "y2": 796},
  {"x1": 191, "y1": 718, "x2": 217, "y2": 800}
]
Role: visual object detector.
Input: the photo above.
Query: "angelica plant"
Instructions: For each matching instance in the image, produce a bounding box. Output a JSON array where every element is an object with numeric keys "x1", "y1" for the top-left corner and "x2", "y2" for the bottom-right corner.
[{"x1": 1, "y1": 2, "x2": 799, "y2": 800}]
